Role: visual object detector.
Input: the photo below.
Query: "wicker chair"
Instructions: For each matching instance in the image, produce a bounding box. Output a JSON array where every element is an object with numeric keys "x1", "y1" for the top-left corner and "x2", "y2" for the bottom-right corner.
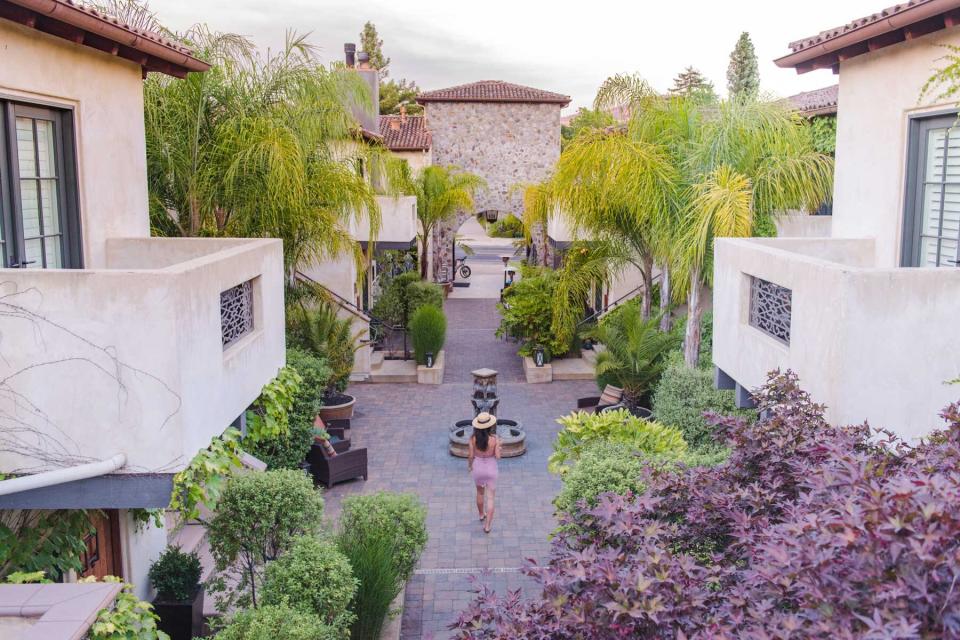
[
  {"x1": 576, "y1": 384, "x2": 624, "y2": 414},
  {"x1": 308, "y1": 442, "x2": 368, "y2": 489}
]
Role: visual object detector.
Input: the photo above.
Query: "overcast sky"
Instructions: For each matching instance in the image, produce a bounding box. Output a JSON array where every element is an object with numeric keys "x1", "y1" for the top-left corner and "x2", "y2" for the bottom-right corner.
[{"x1": 154, "y1": 0, "x2": 886, "y2": 113}]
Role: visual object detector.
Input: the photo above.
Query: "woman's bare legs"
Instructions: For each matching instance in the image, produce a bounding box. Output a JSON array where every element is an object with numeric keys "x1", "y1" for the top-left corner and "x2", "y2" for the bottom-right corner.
[
  {"x1": 475, "y1": 486, "x2": 485, "y2": 520},
  {"x1": 484, "y1": 487, "x2": 496, "y2": 533}
]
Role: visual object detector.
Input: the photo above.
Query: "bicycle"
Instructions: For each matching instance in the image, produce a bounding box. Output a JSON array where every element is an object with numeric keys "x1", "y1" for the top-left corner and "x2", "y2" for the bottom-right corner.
[{"x1": 455, "y1": 255, "x2": 472, "y2": 279}]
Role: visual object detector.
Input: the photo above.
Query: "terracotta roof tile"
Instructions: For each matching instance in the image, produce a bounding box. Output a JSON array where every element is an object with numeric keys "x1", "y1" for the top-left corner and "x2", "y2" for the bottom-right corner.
[
  {"x1": 417, "y1": 80, "x2": 570, "y2": 105},
  {"x1": 787, "y1": 85, "x2": 839, "y2": 116},
  {"x1": 379, "y1": 115, "x2": 431, "y2": 151},
  {"x1": 787, "y1": 1, "x2": 931, "y2": 53}
]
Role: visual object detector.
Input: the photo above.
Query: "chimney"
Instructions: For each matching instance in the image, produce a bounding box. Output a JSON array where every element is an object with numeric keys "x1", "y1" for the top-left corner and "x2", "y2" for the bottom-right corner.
[
  {"x1": 389, "y1": 117, "x2": 401, "y2": 131},
  {"x1": 400, "y1": 104, "x2": 407, "y2": 124},
  {"x1": 344, "y1": 43, "x2": 356, "y2": 68},
  {"x1": 353, "y1": 51, "x2": 379, "y2": 134}
]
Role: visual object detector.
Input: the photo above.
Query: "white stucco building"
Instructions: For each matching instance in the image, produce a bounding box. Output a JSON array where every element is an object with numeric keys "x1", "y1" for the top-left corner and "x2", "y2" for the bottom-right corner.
[
  {"x1": 0, "y1": 0, "x2": 285, "y2": 598},
  {"x1": 713, "y1": 0, "x2": 960, "y2": 442}
]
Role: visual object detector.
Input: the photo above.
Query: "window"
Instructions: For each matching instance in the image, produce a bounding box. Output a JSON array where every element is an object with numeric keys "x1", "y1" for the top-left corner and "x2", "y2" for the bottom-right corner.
[
  {"x1": 903, "y1": 113, "x2": 960, "y2": 267},
  {"x1": 749, "y1": 276, "x2": 792, "y2": 345},
  {"x1": 0, "y1": 101, "x2": 82, "y2": 268},
  {"x1": 220, "y1": 279, "x2": 255, "y2": 349}
]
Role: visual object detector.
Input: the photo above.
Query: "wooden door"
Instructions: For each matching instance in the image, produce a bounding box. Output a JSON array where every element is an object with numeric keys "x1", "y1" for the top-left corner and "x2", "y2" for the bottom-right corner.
[{"x1": 79, "y1": 510, "x2": 123, "y2": 580}]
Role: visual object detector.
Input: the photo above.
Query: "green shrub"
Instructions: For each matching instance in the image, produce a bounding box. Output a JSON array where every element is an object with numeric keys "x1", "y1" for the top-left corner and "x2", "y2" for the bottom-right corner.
[
  {"x1": 668, "y1": 311, "x2": 714, "y2": 369},
  {"x1": 549, "y1": 408, "x2": 687, "y2": 475},
  {"x1": 262, "y1": 535, "x2": 357, "y2": 631},
  {"x1": 652, "y1": 352, "x2": 752, "y2": 450},
  {"x1": 338, "y1": 492, "x2": 427, "y2": 582},
  {"x1": 217, "y1": 605, "x2": 339, "y2": 640},
  {"x1": 248, "y1": 348, "x2": 331, "y2": 470},
  {"x1": 405, "y1": 280, "x2": 443, "y2": 317},
  {"x1": 207, "y1": 470, "x2": 324, "y2": 611},
  {"x1": 371, "y1": 271, "x2": 421, "y2": 326},
  {"x1": 496, "y1": 266, "x2": 573, "y2": 358},
  {"x1": 148, "y1": 546, "x2": 201, "y2": 601},
  {"x1": 410, "y1": 304, "x2": 446, "y2": 365},
  {"x1": 554, "y1": 441, "x2": 648, "y2": 515},
  {"x1": 336, "y1": 530, "x2": 401, "y2": 640},
  {"x1": 489, "y1": 214, "x2": 524, "y2": 238}
]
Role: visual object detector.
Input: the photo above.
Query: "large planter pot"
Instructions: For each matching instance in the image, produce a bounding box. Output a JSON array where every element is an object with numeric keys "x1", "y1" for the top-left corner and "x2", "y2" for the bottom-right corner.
[
  {"x1": 154, "y1": 588, "x2": 204, "y2": 640},
  {"x1": 316, "y1": 394, "x2": 356, "y2": 421}
]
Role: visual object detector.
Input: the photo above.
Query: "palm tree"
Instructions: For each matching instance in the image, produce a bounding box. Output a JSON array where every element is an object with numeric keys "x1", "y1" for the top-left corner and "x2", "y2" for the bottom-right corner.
[
  {"x1": 143, "y1": 28, "x2": 393, "y2": 277},
  {"x1": 588, "y1": 304, "x2": 679, "y2": 409},
  {"x1": 411, "y1": 165, "x2": 486, "y2": 279}
]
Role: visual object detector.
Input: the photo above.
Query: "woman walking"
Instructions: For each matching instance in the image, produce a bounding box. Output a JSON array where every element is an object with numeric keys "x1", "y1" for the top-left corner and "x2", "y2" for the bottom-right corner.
[{"x1": 468, "y1": 412, "x2": 501, "y2": 533}]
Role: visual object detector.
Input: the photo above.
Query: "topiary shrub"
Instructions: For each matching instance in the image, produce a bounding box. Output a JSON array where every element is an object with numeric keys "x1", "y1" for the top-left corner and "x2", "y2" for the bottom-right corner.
[
  {"x1": 405, "y1": 280, "x2": 443, "y2": 317},
  {"x1": 217, "y1": 604, "x2": 338, "y2": 640},
  {"x1": 549, "y1": 408, "x2": 687, "y2": 475},
  {"x1": 148, "y1": 545, "x2": 202, "y2": 602},
  {"x1": 553, "y1": 441, "x2": 648, "y2": 516},
  {"x1": 410, "y1": 304, "x2": 446, "y2": 365},
  {"x1": 207, "y1": 470, "x2": 324, "y2": 611},
  {"x1": 652, "y1": 352, "x2": 752, "y2": 450},
  {"x1": 247, "y1": 348, "x2": 332, "y2": 470},
  {"x1": 338, "y1": 492, "x2": 427, "y2": 582},
  {"x1": 261, "y1": 535, "x2": 357, "y2": 632}
]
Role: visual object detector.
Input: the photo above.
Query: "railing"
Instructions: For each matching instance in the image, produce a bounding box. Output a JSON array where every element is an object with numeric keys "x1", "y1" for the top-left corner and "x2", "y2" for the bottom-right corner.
[
  {"x1": 294, "y1": 270, "x2": 410, "y2": 360},
  {"x1": 576, "y1": 274, "x2": 661, "y2": 329}
]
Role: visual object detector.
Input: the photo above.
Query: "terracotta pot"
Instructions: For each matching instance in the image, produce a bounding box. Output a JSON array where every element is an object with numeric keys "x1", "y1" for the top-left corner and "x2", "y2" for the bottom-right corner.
[{"x1": 316, "y1": 395, "x2": 356, "y2": 421}]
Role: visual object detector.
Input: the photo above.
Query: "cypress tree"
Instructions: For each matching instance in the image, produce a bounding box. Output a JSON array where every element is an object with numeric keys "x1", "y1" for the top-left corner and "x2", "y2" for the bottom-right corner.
[{"x1": 727, "y1": 32, "x2": 760, "y2": 99}]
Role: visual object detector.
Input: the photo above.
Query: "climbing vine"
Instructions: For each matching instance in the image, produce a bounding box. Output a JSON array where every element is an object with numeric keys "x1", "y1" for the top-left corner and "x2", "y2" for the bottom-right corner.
[
  {"x1": 0, "y1": 509, "x2": 95, "y2": 580},
  {"x1": 82, "y1": 576, "x2": 169, "y2": 640},
  {"x1": 244, "y1": 366, "x2": 302, "y2": 445}
]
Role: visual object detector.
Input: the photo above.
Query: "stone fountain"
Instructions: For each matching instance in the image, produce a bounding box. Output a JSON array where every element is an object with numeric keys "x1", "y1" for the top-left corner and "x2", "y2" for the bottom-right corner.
[{"x1": 449, "y1": 368, "x2": 526, "y2": 457}]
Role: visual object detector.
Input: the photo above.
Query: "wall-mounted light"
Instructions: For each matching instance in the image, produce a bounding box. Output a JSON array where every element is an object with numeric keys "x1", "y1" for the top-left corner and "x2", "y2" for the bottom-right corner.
[
  {"x1": 426, "y1": 352, "x2": 434, "y2": 368},
  {"x1": 534, "y1": 346, "x2": 545, "y2": 368}
]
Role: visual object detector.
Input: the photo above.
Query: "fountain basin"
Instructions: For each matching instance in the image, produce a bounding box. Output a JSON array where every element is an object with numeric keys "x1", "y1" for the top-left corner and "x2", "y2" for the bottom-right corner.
[{"x1": 449, "y1": 419, "x2": 526, "y2": 458}]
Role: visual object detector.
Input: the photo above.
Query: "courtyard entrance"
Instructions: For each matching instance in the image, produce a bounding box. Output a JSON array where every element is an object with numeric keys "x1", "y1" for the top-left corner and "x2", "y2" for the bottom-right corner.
[{"x1": 322, "y1": 219, "x2": 593, "y2": 638}]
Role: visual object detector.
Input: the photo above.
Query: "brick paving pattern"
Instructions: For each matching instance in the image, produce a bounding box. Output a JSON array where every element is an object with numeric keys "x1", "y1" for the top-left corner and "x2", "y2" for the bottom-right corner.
[{"x1": 325, "y1": 297, "x2": 594, "y2": 639}]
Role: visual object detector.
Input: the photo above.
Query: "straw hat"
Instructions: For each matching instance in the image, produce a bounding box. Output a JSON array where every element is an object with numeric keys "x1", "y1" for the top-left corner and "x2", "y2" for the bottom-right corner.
[{"x1": 472, "y1": 412, "x2": 496, "y2": 430}]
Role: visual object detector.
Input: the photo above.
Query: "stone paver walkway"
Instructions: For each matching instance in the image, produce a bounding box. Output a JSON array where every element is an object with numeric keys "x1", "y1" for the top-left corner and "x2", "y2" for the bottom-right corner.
[{"x1": 324, "y1": 296, "x2": 594, "y2": 639}]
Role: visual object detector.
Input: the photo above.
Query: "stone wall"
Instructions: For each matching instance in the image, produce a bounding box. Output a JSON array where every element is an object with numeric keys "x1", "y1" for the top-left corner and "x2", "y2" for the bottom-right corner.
[{"x1": 425, "y1": 101, "x2": 561, "y2": 275}]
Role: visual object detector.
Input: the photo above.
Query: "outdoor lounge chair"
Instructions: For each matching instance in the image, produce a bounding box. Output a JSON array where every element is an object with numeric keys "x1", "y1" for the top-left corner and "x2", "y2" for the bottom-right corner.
[
  {"x1": 309, "y1": 441, "x2": 368, "y2": 489},
  {"x1": 576, "y1": 384, "x2": 624, "y2": 414}
]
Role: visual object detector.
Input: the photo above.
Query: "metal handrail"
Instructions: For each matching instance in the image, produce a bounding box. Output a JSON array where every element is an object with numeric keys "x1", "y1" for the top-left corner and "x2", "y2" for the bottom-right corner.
[
  {"x1": 576, "y1": 273, "x2": 662, "y2": 328},
  {"x1": 294, "y1": 271, "x2": 372, "y2": 324}
]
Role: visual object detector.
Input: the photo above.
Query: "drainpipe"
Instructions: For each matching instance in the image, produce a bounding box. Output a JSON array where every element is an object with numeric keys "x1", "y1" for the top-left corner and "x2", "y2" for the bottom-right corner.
[{"x1": 0, "y1": 454, "x2": 127, "y2": 496}]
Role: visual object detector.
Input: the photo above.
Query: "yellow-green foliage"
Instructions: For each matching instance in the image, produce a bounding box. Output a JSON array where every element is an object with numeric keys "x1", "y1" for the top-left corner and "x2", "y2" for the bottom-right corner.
[{"x1": 549, "y1": 408, "x2": 687, "y2": 475}]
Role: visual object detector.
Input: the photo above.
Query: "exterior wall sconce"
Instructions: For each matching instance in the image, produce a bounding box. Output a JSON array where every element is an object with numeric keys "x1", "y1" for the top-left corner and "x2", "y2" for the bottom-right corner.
[
  {"x1": 426, "y1": 352, "x2": 434, "y2": 368},
  {"x1": 534, "y1": 346, "x2": 545, "y2": 367}
]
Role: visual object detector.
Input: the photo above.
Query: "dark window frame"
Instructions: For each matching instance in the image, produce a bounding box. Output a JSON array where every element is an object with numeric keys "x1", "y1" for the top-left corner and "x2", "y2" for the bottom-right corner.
[
  {"x1": 0, "y1": 99, "x2": 83, "y2": 269},
  {"x1": 902, "y1": 110, "x2": 960, "y2": 267}
]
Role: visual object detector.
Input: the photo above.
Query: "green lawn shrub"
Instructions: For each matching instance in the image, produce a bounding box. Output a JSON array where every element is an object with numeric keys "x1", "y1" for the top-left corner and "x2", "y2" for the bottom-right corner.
[
  {"x1": 410, "y1": 304, "x2": 446, "y2": 365},
  {"x1": 262, "y1": 535, "x2": 357, "y2": 632},
  {"x1": 652, "y1": 352, "x2": 752, "y2": 450},
  {"x1": 207, "y1": 470, "x2": 324, "y2": 610},
  {"x1": 495, "y1": 266, "x2": 572, "y2": 358},
  {"x1": 216, "y1": 604, "x2": 338, "y2": 640},
  {"x1": 148, "y1": 545, "x2": 202, "y2": 601},
  {"x1": 549, "y1": 408, "x2": 687, "y2": 475},
  {"x1": 553, "y1": 441, "x2": 647, "y2": 515},
  {"x1": 405, "y1": 280, "x2": 443, "y2": 317},
  {"x1": 337, "y1": 492, "x2": 427, "y2": 582},
  {"x1": 371, "y1": 271, "x2": 420, "y2": 326}
]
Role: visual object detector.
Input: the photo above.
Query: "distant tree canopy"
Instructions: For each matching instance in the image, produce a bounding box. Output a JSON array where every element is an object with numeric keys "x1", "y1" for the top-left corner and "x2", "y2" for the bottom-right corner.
[
  {"x1": 561, "y1": 107, "x2": 617, "y2": 150},
  {"x1": 727, "y1": 32, "x2": 760, "y2": 99},
  {"x1": 360, "y1": 21, "x2": 390, "y2": 75},
  {"x1": 669, "y1": 66, "x2": 717, "y2": 102},
  {"x1": 360, "y1": 21, "x2": 423, "y2": 115}
]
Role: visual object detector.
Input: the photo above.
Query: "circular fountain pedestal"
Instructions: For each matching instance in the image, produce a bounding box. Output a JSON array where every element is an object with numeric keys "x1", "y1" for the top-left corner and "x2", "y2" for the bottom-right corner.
[{"x1": 449, "y1": 419, "x2": 526, "y2": 458}]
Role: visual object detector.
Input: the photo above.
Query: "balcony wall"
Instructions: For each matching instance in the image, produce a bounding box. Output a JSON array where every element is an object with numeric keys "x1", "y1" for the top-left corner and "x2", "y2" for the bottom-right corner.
[
  {"x1": 0, "y1": 238, "x2": 285, "y2": 475},
  {"x1": 348, "y1": 195, "x2": 417, "y2": 246},
  {"x1": 713, "y1": 237, "x2": 960, "y2": 441}
]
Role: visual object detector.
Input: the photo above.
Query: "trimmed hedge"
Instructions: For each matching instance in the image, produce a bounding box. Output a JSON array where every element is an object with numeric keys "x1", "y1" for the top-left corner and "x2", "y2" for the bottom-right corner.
[
  {"x1": 405, "y1": 280, "x2": 443, "y2": 317},
  {"x1": 337, "y1": 492, "x2": 427, "y2": 582},
  {"x1": 652, "y1": 353, "x2": 751, "y2": 450},
  {"x1": 262, "y1": 535, "x2": 357, "y2": 632},
  {"x1": 217, "y1": 605, "x2": 338, "y2": 640},
  {"x1": 553, "y1": 441, "x2": 647, "y2": 515}
]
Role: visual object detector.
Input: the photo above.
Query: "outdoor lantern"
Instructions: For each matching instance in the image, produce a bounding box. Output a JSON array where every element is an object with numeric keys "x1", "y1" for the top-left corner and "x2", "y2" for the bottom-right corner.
[
  {"x1": 426, "y1": 352, "x2": 434, "y2": 368},
  {"x1": 534, "y1": 346, "x2": 545, "y2": 367},
  {"x1": 501, "y1": 255, "x2": 510, "y2": 267}
]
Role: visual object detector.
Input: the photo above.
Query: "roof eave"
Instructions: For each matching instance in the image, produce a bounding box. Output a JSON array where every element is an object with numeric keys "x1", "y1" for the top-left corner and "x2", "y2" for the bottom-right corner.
[
  {"x1": 416, "y1": 97, "x2": 571, "y2": 106},
  {"x1": 776, "y1": 0, "x2": 960, "y2": 73},
  {"x1": 1, "y1": 0, "x2": 209, "y2": 77}
]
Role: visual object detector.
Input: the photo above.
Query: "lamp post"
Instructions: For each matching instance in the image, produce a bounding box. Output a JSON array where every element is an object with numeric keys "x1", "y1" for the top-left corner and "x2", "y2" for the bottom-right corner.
[
  {"x1": 426, "y1": 352, "x2": 434, "y2": 369},
  {"x1": 534, "y1": 345, "x2": 545, "y2": 367}
]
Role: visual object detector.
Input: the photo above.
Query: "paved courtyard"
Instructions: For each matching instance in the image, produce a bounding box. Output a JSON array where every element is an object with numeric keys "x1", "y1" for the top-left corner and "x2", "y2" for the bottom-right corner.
[{"x1": 325, "y1": 296, "x2": 594, "y2": 639}]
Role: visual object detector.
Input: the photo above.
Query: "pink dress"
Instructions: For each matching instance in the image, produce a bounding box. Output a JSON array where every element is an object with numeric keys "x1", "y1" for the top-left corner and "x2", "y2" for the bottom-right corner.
[{"x1": 471, "y1": 437, "x2": 498, "y2": 489}]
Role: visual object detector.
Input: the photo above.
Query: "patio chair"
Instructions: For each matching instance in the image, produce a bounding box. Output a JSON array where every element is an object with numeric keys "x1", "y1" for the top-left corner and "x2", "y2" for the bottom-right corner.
[
  {"x1": 576, "y1": 384, "x2": 624, "y2": 414},
  {"x1": 308, "y1": 442, "x2": 368, "y2": 489}
]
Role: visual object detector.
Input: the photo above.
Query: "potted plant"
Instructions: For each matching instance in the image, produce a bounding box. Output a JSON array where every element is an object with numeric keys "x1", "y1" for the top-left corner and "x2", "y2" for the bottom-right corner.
[
  {"x1": 149, "y1": 545, "x2": 203, "y2": 640},
  {"x1": 287, "y1": 295, "x2": 362, "y2": 421}
]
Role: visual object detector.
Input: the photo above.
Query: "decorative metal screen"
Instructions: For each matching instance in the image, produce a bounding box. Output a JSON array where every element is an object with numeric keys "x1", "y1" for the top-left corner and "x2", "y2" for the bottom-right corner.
[
  {"x1": 749, "y1": 276, "x2": 792, "y2": 345},
  {"x1": 220, "y1": 280, "x2": 254, "y2": 349}
]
